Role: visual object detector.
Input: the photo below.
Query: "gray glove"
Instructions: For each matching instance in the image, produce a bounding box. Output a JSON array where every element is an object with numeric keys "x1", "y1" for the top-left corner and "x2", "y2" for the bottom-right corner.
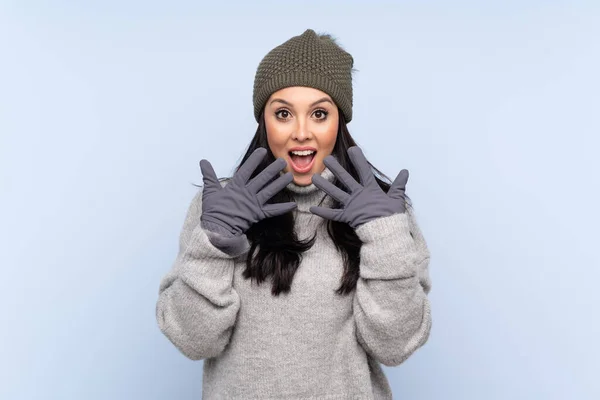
[
  {"x1": 199, "y1": 147, "x2": 296, "y2": 237},
  {"x1": 309, "y1": 146, "x2": 408, "y2": 228}
]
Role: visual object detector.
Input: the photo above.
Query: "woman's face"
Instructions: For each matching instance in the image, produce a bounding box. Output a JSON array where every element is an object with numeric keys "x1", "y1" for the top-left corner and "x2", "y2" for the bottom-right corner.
[{"x1": 264, "y1": 86, "x2": 339, "y2": 186}]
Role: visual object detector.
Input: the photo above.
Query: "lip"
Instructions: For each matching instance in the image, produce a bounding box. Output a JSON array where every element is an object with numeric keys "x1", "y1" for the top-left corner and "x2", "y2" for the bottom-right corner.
[
  {"x1": 288, "y1": 147, "x2": 317, "y2": 174},
  {"x1": 288, "y1": 146, "x2": 317, "y2": 152}
]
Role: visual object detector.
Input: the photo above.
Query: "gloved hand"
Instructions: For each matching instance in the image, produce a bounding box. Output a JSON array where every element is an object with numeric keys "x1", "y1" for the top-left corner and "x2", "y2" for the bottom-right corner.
[
  {"x1": 199, "y1": 147, "x2": 296, "y2": 237},
  {"x1": 309, "y1": 146, "x2": 409, "y2": 228}
]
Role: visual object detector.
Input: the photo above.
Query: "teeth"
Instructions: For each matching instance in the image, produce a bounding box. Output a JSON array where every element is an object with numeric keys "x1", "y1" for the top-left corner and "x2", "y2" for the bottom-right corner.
[{"x1": 290, "y1": 150, "x2": 315, "y2": 156}]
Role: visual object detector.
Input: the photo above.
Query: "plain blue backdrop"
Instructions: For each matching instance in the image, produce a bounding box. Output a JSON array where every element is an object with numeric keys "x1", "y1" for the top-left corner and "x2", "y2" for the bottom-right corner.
[{"x1": 1, "y1": 1, "x2": 598, "y2": 399}]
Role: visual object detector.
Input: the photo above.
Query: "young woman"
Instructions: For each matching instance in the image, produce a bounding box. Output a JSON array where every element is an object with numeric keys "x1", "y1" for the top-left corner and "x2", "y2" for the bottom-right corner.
[{"x1": 156, "y1": 29, "x2": 432, "y2": 400}]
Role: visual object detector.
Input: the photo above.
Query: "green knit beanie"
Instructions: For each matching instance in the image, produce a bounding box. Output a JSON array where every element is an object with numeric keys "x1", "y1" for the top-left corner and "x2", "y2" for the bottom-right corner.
[{"x1": 253, "y1": 29, "x2": 354, "y2": 123}]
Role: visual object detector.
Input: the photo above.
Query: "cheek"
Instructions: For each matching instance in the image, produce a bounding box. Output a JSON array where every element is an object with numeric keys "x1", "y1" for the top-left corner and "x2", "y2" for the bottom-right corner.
[
  {"x1": 318, "y1": 122, "x2": 338, "y2": 152},
  {"x1": 265, "y1": 123, "x2": 288, "y2": 156}
]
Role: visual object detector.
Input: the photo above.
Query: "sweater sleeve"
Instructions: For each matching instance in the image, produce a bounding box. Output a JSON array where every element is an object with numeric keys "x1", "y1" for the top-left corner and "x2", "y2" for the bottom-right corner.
[
  {"x1": 156, "y1": 188, "x2": 249, "y2": 360},
  {"x1": 352, "y1": 203, "x2": 432, "y2": 367}
]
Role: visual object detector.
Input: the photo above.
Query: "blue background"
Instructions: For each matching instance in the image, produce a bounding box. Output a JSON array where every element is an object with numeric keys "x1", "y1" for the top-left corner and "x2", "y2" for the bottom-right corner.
[{"x1": 1, "y1": 1, "x2": 598, "y2": 399}]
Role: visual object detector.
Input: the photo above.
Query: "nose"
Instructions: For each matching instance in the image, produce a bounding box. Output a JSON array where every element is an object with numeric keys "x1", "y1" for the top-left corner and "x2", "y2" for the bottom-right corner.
[{"x1": 291, "y1": 119, "x2": 312, "y2": 141}]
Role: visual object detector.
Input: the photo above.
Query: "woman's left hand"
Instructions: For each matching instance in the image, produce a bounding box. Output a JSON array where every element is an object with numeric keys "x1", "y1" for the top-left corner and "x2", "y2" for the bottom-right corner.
[{"x1": 309, "y1": 146, "x2": 409, "y2": 228}]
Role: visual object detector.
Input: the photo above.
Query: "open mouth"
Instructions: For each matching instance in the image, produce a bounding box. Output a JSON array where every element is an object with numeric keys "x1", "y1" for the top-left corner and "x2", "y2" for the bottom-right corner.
[{"x1": 288, "y1": 149, "x2": 316, "y2": 173}]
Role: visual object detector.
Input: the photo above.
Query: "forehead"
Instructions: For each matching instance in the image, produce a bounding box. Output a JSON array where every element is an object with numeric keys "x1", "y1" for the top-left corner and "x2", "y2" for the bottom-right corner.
[{"x1": 267, "y1": 86, "x2": 332, "y2": 103}]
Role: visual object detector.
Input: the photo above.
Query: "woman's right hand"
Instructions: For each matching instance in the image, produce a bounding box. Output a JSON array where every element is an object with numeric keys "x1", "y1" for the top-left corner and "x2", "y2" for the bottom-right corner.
[{"x1": 199, "y1": 147, "x2": 296, "y2": 237}]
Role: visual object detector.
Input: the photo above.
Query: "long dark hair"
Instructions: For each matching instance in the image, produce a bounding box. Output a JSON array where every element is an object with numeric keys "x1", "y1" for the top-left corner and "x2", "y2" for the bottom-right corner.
[{"x1": 215, "y1": 110, "x2": 412, "y2": 296}]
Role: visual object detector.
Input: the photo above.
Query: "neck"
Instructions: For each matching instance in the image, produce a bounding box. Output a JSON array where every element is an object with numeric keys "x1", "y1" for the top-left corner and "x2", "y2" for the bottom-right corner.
[{"x1": 285, "y1": 167, "x2": 335, "y2": 213}]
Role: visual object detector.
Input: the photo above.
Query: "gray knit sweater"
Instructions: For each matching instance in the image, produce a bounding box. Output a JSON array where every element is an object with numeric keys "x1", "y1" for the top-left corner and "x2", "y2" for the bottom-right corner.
[{"x1": 156, "y1": 167, "x2": 432, "y2": 399}]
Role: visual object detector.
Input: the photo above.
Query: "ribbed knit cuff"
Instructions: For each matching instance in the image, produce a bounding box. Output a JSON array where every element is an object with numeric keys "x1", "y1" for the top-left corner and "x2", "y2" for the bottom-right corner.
[
  {"x1": 355, "y1": 212, "x2": 411, "y2": 244},
  {"x1": 199, "y1": 219, "x2": 250, "y2": 258},
  {"x1": 255, "y1": 71, "x2": 352, "y2": 123},
  {"x1": 183, "y1": 223, "x2": 250, "y2": 260},
  {"x1": 354, "y1": 212, "x2": 419, "y2": 279},
  {"x1": 204, "y1": 229, "x2": 250, "y2": 258}
]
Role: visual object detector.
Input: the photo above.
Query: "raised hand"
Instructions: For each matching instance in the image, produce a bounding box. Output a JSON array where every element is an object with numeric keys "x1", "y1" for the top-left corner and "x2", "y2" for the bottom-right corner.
[
  {"x1": 200, "y1": 147, "x2": 296, "y2": 237},
  {"x1": 309, "y1": 146, "x2": 408, "y2": 228}
]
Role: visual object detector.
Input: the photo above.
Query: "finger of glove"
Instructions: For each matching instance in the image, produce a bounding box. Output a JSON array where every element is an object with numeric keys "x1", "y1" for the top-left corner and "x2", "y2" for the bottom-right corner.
[
  {"x1": 263, "y1": 202, "x2": 297, "y2": 218},
  {"x1": 234, "y1": 147, "x2": 267, "y2": 185},
  {"x1": 387, "y1": 169, "x2": 409, "y2": 200},
  {"x1": 247, "y1": 157, "x2": 287, "y2": 194},
  {"x1": 312, "y1": 174, "x2": 350, "y2": 204},
  {"x1": 347, "y1": 146, "x2": 376, "y2": 187},
  {"x1": 309, "y1": 206, "x2": 343, "y2": 221},
  {"x1": 323, "y1": 155, "x2": 361, "y2": 192},
  {"x1": 200, "y1": 159, "x2": 222, "y2": 196},
  {"x1": 256, "y1": 171, "x2": 293, "y2": 204}
]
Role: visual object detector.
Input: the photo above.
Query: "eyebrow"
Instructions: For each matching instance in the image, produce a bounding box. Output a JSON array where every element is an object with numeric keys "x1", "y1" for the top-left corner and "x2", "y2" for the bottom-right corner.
[{"x1": 269, "y1": 97, "x2": 333, "y2": 108}]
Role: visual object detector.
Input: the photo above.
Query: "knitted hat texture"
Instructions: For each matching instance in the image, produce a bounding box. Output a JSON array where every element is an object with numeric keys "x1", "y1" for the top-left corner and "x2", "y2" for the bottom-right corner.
[{"x1": 252, "y1": 29, "x2": 354, "y2": 123}]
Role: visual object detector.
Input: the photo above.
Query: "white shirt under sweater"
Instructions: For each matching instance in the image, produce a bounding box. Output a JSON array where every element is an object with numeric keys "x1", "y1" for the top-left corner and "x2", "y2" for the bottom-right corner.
[{"x1": 156, "y1": 167, "x2": 432, "y2": 399}]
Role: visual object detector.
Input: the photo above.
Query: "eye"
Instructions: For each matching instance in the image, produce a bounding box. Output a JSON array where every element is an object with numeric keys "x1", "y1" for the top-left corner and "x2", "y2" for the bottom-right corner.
[
  {"x1": 275, "y1": 108, "x2": 329, "y2": 121},
  {"x1": 275, "y1": 109, "x2": 291, "y2": 121},
  {"x1": 313, "y1": 109, "x2": 328, "y2": 121}
]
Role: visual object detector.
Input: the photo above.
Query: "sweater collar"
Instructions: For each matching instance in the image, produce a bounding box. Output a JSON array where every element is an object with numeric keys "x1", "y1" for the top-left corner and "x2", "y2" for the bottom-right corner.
[{"x1": 285, "y1": 167, "x2": 336, "y2": 212}]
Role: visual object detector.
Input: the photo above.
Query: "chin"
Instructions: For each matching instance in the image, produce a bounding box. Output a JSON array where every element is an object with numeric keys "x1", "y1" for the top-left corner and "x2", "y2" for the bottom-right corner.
[{"x1": 292, "y1": 174, "x2": 314, "y2": 187}]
